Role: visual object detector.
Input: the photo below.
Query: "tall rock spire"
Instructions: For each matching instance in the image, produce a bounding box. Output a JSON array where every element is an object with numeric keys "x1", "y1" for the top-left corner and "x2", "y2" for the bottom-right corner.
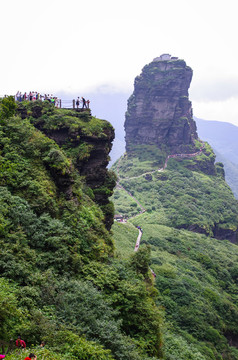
[{"x1": 124, "y1": 55, "x2": 198, "y2": 155}]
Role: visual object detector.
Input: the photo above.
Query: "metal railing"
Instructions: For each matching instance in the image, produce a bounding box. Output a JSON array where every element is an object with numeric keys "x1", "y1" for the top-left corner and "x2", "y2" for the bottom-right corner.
[{"x1": 0, "y1": 96, "x2": 90, "y2": 110}]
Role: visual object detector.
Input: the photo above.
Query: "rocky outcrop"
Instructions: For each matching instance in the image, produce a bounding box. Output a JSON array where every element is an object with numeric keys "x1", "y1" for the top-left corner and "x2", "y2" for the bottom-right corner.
[
  {"x1": 41, "y1": 126, "x2": 114, "y2": 190},
  {"x1": 41, "y1": 125, "x2": 115, "y2": 229},
  {"x1": 182, "y1": 224, "x2": 238, "y2": 243},
  {"x1": 125, "y1": 57, "x2": 198, "y2": 155},
  {"x1": 25, "y1": 102, "x2": 116, "y2": 230}
]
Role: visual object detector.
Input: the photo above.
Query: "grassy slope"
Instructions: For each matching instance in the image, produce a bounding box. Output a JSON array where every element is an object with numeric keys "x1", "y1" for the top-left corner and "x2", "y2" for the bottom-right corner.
[
  {"x1": 112, "y1": 151, "x2": 238, "y2": 360},
  {"x1": 112, "y1": 150, "x2": 238, "y2": 237},
  {"x1": 214, "y1": 150, "x2": 238, "y2": 199}
]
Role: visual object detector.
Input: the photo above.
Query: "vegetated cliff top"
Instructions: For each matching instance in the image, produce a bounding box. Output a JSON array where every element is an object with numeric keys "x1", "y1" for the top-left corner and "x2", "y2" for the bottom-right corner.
[
  {"x1": 17, "y1": 100, "x2": 116, "y2": 230},
  {"x1": 124, "y1": 55, "x2": 198, "y2": 157},
  {"x1": 0, "y1": 98, "x2": 116, "y2": 272}
]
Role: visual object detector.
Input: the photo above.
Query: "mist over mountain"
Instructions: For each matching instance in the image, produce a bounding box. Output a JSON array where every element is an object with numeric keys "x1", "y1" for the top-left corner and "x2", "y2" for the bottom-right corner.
[
  {"x1": 1, "y1": 54, "x2": 238, "y2": 360},
  {"x1": 77, "y1": 94, "x2": 238, "y2": 199},
  {"x1": 196, "y1": 118, "x2": 238, "y2": 165},
  {"x1": 84, "y1": 94, "x2": 238, "y2": 201},
  {"x1": 213, "y1": 150, "x2": 238, "y2": 199},
  {"x1": 56, "y1": 91, "x2": 128, "y2": 167},
  {"x1": 196, "y1": 117, "x2": 238, "y2": 198}
]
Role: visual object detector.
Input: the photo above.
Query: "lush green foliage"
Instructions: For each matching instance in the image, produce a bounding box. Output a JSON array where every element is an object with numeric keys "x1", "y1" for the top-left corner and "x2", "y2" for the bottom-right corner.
[
  {"x1": 113, "y1": 220, "x2": 238, "y2": 359},
  {"x1": 0, "y1": 111, "x2": 114, "y2": 277},
  {"x1": 114, "y1": 146, "x2": 167, "y2": 178},
  {"x1": 112, "y1": 153, "x2": 238, "y2": 237},
  {"x1": 112, "y1": 149, "x2": 238, "y2": 359},
  {"x1": 0, "y1": 278, "x2": 22, "y2": 340},
  {"x1": 0, "y1": 96, "x2": 16, "y2": 121},
  {"x1": 4, "y1": 333, "x2": 115, "y2": 360},
  {"x1": 0, "y1": 99, "x2": 163, "y2": 360}
]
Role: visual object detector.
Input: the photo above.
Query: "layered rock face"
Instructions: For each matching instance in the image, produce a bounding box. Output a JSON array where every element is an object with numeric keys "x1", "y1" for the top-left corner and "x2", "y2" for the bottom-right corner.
[
  {"x1": 20, "y1": 102, "x2": 116, "y2": 230},
  {"x1": 125, "y1": 57, "x2": 198, "y2": 154},
  {"x1": 38, "y1": 125, "x2": 115, "y2": 230}
]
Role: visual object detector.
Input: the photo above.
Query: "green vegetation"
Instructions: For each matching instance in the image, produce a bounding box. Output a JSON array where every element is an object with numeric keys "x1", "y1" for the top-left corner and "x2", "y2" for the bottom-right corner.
[
  {"x1": 114, "y1": 146, "x2": 167, "y2": 178},
  {"x1": 34, "y1": 110, "x2": 111, "y2": 138},
  {"x1": 112, "y1": 220, "x2": 238, "y2": 360},
  {"x1": 112, "y1": 147, "x2": 238, "y2": 359},
  {"x1": 113, "y1": 188, "x2": 141, "y2": 217},
  {"x1": 113, "y1": 152, "x2": 238, "y2": 237},
  {"x1": 0, "y1": 96, "x2": 16, "y2": 121},
  {"x1": 214, "y1": 152, "x2": 238, "y2": 199},
  {"x1": 2, "y1": 96, "x2": 238, "y2": 359},
  {"x1": 112, "y1": 222, "x2": 137, "y2": 257},
  {"x1": 0, "y1": 98, "x2": 163, "y2": 360}
]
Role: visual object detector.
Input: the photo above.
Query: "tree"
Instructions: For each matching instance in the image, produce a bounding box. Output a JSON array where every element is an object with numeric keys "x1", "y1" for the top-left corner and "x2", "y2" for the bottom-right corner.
[
  {"x1": 130, "y1": 245, "x2": 151, "y2": 276},
  {"x1": 0, "y1": 96, "x2": 16, "y2": 121},
  {"x1": 0, "y1": 277, "x2": 21, "y2": 340}
]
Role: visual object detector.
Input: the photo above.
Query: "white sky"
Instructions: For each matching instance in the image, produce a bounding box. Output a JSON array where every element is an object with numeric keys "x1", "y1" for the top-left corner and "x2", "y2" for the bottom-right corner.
[{"x1": 1, "y1": 0, "x2": 238, "y2": 125}]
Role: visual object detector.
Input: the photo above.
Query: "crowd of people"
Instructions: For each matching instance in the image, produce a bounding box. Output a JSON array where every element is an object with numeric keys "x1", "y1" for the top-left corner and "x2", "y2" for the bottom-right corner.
[
  {"x1": 15, "y1": 91, "x2": 60, "y2": 107},
  {"x1": 14, "y1": 91, "x2": 91, "y2": 109}
]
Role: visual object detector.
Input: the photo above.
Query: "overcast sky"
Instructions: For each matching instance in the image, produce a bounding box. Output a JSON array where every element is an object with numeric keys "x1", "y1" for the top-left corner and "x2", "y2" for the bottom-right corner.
[{"x1": 1, "y1": 0, "x2": 238, "y2": 126}]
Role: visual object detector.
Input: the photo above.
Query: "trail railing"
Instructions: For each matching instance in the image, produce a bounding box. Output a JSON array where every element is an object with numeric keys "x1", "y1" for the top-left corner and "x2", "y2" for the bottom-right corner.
[{"x1": 0, "y1": 96, "x2": 90, "y2": 111}]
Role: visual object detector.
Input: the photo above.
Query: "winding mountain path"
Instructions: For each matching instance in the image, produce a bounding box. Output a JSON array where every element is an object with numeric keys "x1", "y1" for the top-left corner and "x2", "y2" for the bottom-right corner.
[
  {"x1": 134, "y1": 227, "x2": 156, "y2": 278},
  {"x1": 115, "y1": 142, "x2": 205, "y2": 279},
  {"x1": 116, "y1": 142, "x2": 205, "y2": 219},
  {"x1": 134, "y1": 228, "x2": 143, "y2": 251}
]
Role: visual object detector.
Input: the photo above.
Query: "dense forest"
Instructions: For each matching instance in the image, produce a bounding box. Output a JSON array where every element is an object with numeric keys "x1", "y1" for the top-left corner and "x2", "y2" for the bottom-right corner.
[
  {"x1": 0, "y1": 97, "x2": 162, "y2": 360},
  {"x1": 1, "y1": 95, "x2": 238, "y2": 360}
]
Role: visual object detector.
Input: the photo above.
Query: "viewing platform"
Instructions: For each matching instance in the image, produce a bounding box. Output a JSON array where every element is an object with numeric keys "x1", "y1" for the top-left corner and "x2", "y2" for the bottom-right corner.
[{"x1": 0, "y1": 95, "x2": 91, "y2": 111}]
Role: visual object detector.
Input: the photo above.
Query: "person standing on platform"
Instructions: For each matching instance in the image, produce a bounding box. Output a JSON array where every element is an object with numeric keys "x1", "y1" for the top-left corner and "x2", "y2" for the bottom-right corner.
[
  {"x1": 76, "y1": 97, "x2": 80, "y2": 109},
  {"x1": 82, "y1": 97, "x2": 87, "y2": 108}
]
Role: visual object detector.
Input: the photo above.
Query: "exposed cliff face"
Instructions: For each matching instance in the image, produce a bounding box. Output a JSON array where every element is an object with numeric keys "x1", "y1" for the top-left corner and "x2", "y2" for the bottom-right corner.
[
  {"x1": 41, "y1": 127, "x2": 115, "y2": 230},
  {"x1": 125, "y1": 58, "x2": 198, "y2": 155},
  {"x1": 41, "y1": 127, "x2": 114, "y2": 189},
  {"x1": 19, "y1": 102, "x2": 116, "y2": 230},
  {"x1": 47, "y1": 129, "x2": 114, "y2": 230}
]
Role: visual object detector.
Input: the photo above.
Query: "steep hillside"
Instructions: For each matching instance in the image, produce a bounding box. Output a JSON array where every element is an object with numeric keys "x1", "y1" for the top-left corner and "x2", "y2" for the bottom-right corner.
[
  {"x1": 196, "y1": 118, "x2": 238, "y2": 199},
  {"x1": 113, "y1": 151, "x2": 238, "y2": 241},
  {"x1": 112, "y1": 136, "x2": 238, "y2": 360},
  {"x1": 196, "y1": 118, "x2": 238, "y2": 166},
  {"x1": 0, "y1": 97, "x2": 163, "y2": 360},
  {"x1": 111, "y1": 56, "x2": 238, "y2": 360},
  {"x1": 112, "y1": 220, "x2": 238, "y2": 360},
  {"x1": 213, "y1": 150, "x2": 238, "y2": 200}
]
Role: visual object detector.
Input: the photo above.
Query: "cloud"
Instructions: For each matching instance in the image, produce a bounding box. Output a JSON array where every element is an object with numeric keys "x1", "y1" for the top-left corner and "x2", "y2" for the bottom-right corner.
[
  {"x1": 193, "y1": 97, "x2": 238, "y2": 127},
  {"x1": 190, "y1": 78, "x2": 238, "y2": 102}
]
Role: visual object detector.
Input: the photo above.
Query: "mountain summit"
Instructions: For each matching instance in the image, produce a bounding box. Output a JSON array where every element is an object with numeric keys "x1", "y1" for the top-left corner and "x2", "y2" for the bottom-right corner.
[
  {"x1": 114, "y1": 55, "x2": 238, "y2": 242},
  {"x1": 125, "y1": 54, "x2": 198, "y2": 154}
]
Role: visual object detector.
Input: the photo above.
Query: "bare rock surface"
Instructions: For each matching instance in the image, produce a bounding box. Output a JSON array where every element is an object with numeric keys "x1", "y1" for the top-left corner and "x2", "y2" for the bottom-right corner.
[{"x1": 125, "y1": 57, "x2": 198, "y2": 154}]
